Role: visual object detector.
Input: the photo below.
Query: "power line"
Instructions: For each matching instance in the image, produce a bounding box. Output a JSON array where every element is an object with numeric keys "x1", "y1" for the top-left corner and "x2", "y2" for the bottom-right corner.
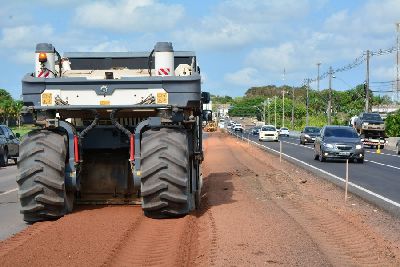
[{"x1": 302, "y1": 46, "x2": 399, "y2": 86}]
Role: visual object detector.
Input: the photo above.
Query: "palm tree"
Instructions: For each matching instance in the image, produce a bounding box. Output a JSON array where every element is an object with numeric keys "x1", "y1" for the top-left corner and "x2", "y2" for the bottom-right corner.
[{"x1": 0, "y1": 99, "x2": 13, "y2": 126}]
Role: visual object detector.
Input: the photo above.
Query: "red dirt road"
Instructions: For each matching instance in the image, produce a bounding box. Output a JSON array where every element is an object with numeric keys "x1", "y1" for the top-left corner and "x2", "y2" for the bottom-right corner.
[{"x1": 1, "y1": 132, "x2": 400, "y2": 266}]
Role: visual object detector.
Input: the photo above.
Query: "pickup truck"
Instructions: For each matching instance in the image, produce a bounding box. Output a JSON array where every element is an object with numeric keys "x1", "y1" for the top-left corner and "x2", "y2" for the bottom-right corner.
[
  {"x1": 353, "y1": 112, "x2": 386, "y2": 148},
  {"x1": 0, "y1": 125, "x2": 20, "y2": 166}
]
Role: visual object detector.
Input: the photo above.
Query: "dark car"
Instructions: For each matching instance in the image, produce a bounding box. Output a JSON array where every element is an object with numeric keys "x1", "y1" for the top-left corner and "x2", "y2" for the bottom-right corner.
[
  {"x1": 300, "y1": 126, "x2": 320, "y2": 145},
  {"x1": 0, "y1": 125, "x2": 20, "y2": 166},
  {"x1": 314, "y1": 126, "x2": 364, "y2": 163},
  {"x1": 252, "y1": 126, "x2": 261, "y2": 135}
]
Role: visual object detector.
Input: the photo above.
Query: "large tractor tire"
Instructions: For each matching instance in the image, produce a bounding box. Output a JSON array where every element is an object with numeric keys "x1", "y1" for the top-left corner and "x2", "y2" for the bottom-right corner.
[
  {"x1": 141, "y1": 128, "x2": 193, "y2": 218},
  {"x1": 17, "y1": 130, "x2": 73, "y2": 222}
]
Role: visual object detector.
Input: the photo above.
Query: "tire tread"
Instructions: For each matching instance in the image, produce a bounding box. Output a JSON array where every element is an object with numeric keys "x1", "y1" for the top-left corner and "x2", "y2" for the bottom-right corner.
[{"x1": 141, "y1": 128, "x2": 192, "y2": 218}]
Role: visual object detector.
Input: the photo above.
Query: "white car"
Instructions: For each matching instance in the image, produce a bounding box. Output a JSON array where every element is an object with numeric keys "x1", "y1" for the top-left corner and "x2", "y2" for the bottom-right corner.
[
  {"x1": 279, "y1": 127, "x2": 289, "y2": 137},
  {"x1": 233, "y1": 124, "x2": 244, "y2": 132},
  {"x1": 259, "y1": 125, "x2": 278, "y2": 141}
]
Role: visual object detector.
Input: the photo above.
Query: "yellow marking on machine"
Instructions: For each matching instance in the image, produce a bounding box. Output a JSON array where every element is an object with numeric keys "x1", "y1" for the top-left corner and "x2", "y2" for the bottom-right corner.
[
  {"x1": 41, "y1": 93, "x2": 53, "y2": 105},
  {"x1": 100, "y1": 100, "x2": 110, "y2": 105},
  {"x1": 156, "y1": 92, "x2": 168, "y2": 104}
]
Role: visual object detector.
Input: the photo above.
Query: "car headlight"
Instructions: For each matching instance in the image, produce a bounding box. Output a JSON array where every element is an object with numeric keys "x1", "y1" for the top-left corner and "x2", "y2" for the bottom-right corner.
[
  {"x1": 362, "y1": 122, "x2": 369, "y2": 126},
  {"x1": 324, "y1": 143, "x2": 334, "y2": 149},
  {"x1": 304, "y1": 134, "x2": 310, "y2": 138},
  {"x1": 355, "y1": 144, "x2": 362, "y2": 149}
]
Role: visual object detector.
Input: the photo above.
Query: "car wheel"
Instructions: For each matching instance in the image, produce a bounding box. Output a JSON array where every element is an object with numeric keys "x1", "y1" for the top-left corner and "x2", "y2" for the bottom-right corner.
[
  {"x1": 357, "y1": 158, "x2": 364, "y2": 164},
  {"x1": 397, "y1": 145, "x2": 400, "y2": 155},
  {"x1": 313, "y1": 149, "x2": 319, "y2": 160},
  {"x1": 319, "y1": 149, "x2": 326, "y2": 162},
  {"x1": 0, "y1": 149, "x2": 8, "y2": 167}
]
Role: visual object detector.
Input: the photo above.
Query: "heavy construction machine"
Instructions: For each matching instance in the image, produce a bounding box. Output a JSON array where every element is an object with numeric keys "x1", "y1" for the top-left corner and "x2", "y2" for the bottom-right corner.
[{"x1": 17, "y1": 42, "x2": 211, "y2": 222}]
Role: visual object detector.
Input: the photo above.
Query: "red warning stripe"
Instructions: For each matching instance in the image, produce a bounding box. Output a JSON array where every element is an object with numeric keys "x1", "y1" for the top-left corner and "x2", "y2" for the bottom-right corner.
[
  {"x1": 158, "y1": 68, "x2": 170, "y2": 76},
  {"x1": 38, "y1": 70, "x2": 51, "y2": 78}
]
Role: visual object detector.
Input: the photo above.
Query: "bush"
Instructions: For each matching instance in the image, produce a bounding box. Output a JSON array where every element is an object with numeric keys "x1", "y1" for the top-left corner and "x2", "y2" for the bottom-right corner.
[{"x1": 385, "y1": 110, "x2": 400, "y2": 137}]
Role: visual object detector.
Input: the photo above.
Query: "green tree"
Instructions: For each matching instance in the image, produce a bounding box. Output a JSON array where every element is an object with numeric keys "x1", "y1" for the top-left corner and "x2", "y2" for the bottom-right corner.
[
  {"x1": 0, "y1": 98, "x2": 13, "y2": 125},
  {"x1": 385, "y1": 110, "x2": 400, "y2": 137}
]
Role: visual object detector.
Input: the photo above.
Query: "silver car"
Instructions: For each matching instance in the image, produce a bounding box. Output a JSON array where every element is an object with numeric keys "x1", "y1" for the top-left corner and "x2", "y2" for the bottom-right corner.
[{"x1": 314, "y1": 126, "x2": 364, "y2": 163}]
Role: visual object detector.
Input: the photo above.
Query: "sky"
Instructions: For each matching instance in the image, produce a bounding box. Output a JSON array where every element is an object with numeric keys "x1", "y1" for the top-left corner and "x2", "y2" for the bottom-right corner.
[{"x1": 0, "y1": 0, "x2": 399, "y2": 99}]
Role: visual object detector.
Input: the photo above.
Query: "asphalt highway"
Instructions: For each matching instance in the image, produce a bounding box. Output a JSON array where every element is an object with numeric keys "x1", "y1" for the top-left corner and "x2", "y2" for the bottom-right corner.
[
  {"x1": 232, "y1": 128, "x2": 400, "y2": 214},
  {"x1": 0, "y1": 163, "x2": 27, "y2": 241}
]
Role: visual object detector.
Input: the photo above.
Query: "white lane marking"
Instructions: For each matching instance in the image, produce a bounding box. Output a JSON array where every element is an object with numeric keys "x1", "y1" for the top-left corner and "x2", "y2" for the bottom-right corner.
[
  {"x1": 366, "y1": 151, "x2": 400, "y2": 158},
  {"x1": 280, "y1": 139, "x2": 313, "y2": 149},
  {"x1": 365, "y1": 160, "x2": 400, "y2": 170},
  {"x1": 232, "y1": 132, "x2": 400, "y2": 209},
  {"x1": 0, "y1": 188, "x2": 18, "y2": 196}
]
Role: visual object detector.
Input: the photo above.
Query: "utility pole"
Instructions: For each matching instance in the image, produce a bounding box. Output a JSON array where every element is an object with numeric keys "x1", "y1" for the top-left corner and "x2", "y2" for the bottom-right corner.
[
  {"x1": 282, "y1": 90, "x2": 285, "y2": 128},
  {"x1": 365, "y1": 50, "x2": 370, "y2": 112},
  {"x1": 306, "y1": 79, "x2": 310, "y2": 126},
  {"x1": 263, "y1": 100, "x2": 266, "y2": 125},
  {"x1": 317, "y1": 62, "x2": 321, "y2": 91},
  {"x1": 328, "y1": 66, "x2": 333, "y2": 125},
  {"x1": 291, "y1": 86, "x2": 294, "y2": 129},
  {"x1": 274, "y1": 96, "x2": 277, "y2": 127},
  {"x1": 267, "y1": 98, "x2": 271, "y2": 124}
]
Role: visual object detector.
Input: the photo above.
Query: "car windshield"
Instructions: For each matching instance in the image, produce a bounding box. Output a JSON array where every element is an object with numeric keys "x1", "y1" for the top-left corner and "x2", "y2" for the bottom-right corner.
[
  {"x1": 304, "y1": 127, "x2": 320, "y2": 133},
  {"x1": 262, "y1": 126, "x2": 276, "y2": 131},
  {"x1": 324, "y1": 127, "x2": 358, "y2": 138},
  {"x1": 363, "y1": 113, "x2": 382, "y2": 121},
  {"x1": 281, "y1": 128, "x2": 288, "y2": 130}
]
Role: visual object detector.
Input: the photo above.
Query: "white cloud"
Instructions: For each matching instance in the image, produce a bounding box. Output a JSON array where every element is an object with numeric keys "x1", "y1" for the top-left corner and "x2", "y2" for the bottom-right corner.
[
  {"x1": 90, "y1": 41, "x2": 129, "y2": 52},
  {"x1": 175, "y1": 16, "x2": 264, "y2": 51},
  {"x1": 73, "y1": 0, "x2": 184, "y2": 33},
  {"x1": 224, "y1": 67, "x2": 261, "y2": 86},
  {"x1": 0, "y1": 25, "x2": 54, "y2": 49},
  {"x1": 174, "y1": 0, "x2": 319, "y2": 51},
  {"x1": 246, "y1": 43, "x2": 297, "y2": 72},
  {"x1": 215, "y1": 0, "x2": 312, "y2": 23}
]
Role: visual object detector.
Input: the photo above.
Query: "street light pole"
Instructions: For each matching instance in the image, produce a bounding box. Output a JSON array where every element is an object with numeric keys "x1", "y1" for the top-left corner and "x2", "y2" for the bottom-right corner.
[{"x1": 328, "y1": 66, "x2": 333, "y2": 125}]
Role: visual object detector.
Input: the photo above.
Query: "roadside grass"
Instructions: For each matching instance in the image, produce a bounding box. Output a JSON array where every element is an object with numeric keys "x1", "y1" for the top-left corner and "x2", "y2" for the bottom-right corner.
[{"x1": 11, "y1": 124, "x2": 38, "y2": 137}]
